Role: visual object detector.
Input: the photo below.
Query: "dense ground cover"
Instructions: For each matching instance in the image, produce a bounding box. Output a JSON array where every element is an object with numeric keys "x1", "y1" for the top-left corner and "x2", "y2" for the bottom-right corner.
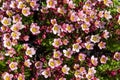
[{"x1": 0, "y1": 0, "x2": 120, "y2": 80}]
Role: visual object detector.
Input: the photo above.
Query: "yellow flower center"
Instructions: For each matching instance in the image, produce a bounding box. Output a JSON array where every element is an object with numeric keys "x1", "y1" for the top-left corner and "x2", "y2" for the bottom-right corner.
[{"x1": 5, "y1": 76, "x2": 10, "y2": 80}]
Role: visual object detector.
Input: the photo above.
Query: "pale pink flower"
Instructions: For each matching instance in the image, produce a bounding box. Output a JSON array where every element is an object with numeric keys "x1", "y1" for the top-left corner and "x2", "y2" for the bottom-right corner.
[
  {"x1": 86, "y1": 74, "x2": 94, "y2": 80},
  {"x1": 30, "y1": 0, "x2": 38, "y2": 10},
  {"x1": 91, "y1": 56, "x2": 98, "y2": 66},
  {"x1": 25, "y1": 47, "x2": 36, "y2": 57},
  {"x1": 3, "y1": 33, "x2": 11, "y2": 40},
  {"x1": 41, "y1": 69, "x2": 51, "y2": 78},
  {"x1": 23, "y1": 35, "x2": 29, "y2": 41},
  {"x1": 63, "y1": 39, "x2": 69, "y2": 45},
  {"x1": 11, "y1": 22, "x2": 25, "y2": 31},
  {"x1": 79, "y1": 67, "x2": 87, "y2": 75},
  {"x1": 53, "y1": 50, "x2": 62, "y2": 59},
  {"x1": 78, "y1": 10, "x2": 86, "y2": 21},
  {"x1": 48, "y1": 58, "x2": 56, "y2": 69},
  {"x1": 70, "y1": 12, "x2": 78, "y2": 22},
  {"x1": 90, "y1": 34, "x2": 101, "y2": 43},
  {"x1": 73, "y1": 64, "x2": 80, "y2": 70},
  {"x1": 1, "y1": 17, "x2": 11, "y2": 26},
  {"x1": 81, "y1": 23, "x2": 90, "y2": 31},
  {"x1": 63, "y1": 48, "x2": 73, "y2": 58},
  {"x1": 10, "y1": 1, "x2": 17, "y2": 9},
  {"x1": 17, "y1": 74, "x2": 25, "y2": 80},
  {"x1": 98, "y1": 11, "x2": 104, "y2": 18},
  {"x1": 52, "y1": 38, "x2": 62, "y2": 48},
  {"x1": 3, "y1": 39, "x2": 12, "y2": 49},
  {"x1": 100, "y1": 55, "x2": 108, "y2": 64},
  {"x1": 52, "y1": 24, "x2": 61, "y2": 34},
  {"x1": 72, "y1": 43, "x2": 81, "y2": 52},
  {"x1": 74, "y1": 70, "x2": 81, "y2": 78},
  {"x1": 35, "y1": 61, "x2": 43, "y2": 69},
  {"x1": 57, "y1": 7, "x2": 66, "y2": 15},
  {"x1": 102, "y1": 30, "x2": 109, "y2": 39},
  {"x1": 12, "y1": 14, "x2": 22, "y2": 23},
  {"x1": 51, "y1": 19, "x2": 57, "y2": 25},
  {"x1": 2, "y1": 72, "x2": 13, "y2": 80},
  {"x1": 22, "y1": 7, "x2": 31, "y2": 16},
  {"x1": 103, "y1": 0, "x2": 113, "y2": 7},
  {"x1": 0, "y1": 53, "x2": 4, "y2": 60},
  {"x1": 11, "y1": 31, "x2": 21, "y2": 40},
  {"x1": 68, "y1": 0, "x2": 75, "y2": 9},
  {"x1": 78, "y1": 53, "x2": 86, "y2": 61},
  {"x1": 46, "y1": 0, "x2": 57, "y2": 8},
  {"x1": 17, "y1": 1, "x2": 26, "y2": 9},
  {"x1": 88, "y1": 67, "x2": 96, "y2": 75},
  {"x1": 62, "y1": 65, "x2": 70, "y2": 74},
  {"x1": 9, "y1": 62, "x2": 18, "y2": 71},
  {"x1": 40, "y1": 7, "x2": 49, "y2": 13},
  {"x1": 104, "y1": 10, "x2": 112, "y2": 20},
  {"x1": 30, "y1": 23, "x2": 40, "y2": 35},
  {"x1": 76, "y1": 37, "x2": 82, "y2": 43},
  {"x1": 66, "y1": 24, "x2": 74, "y2": 33},
  {"x1": 59, "y1": 77, "x2": 66, "y2": 80},
  {"x1": 84, "y1": 42, "x2": 94, "y2": 50},
  {"x1": 54, "y1": 59, "x2": 62, "y2": 67},
  {"x1": 114, "y1": 52, "x2": 120, "y2": 61},
  {"x1": 5, "y1": 48, "x2": 16, "y2": 57},
  {"x1": 98, "y1": 41, "x2": 106, "y2": 49},
  {"x1": 24, "y1": 59, "x2": 32, "y2": 67}
]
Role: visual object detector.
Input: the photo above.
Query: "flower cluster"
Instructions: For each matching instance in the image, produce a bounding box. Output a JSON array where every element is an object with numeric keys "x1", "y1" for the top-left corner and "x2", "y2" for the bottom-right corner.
[{"x1": 0, "y1": 0, "x2": 120, "y2": 80}]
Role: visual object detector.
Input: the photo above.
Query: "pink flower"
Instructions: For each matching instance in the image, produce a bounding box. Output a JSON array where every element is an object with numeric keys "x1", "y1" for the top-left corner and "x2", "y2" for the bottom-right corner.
[
  {"x1": 63, "y1": 48, "x2": 73, "y2": 58},
  {"x1": 52, "y1": 38, "x2": 62, "y2": 48},
  {"x1": 2, "y1": 72, "x2": 13, "y2": 80},
  {"x1": 24, "y1": 59, "x2": 32, "y2": 67},
  {"x1": 57, "y1": 7, "x2": 66, "y2": 15},
  {"x1": 102, "y1": 30, "x2": 109, "y2": 39},
  {"x1": 41, "y1": 69, "x2": 51, "y2": 78},
  {"x1": 1, "y1": 17, "x2": 11, "y2": 26},
  {"x1": 70, "y1": 12, "x2": 79, "y2": 22},
  {"x1": 81, "y1": 23, "x2": 90, "y2": 31},
  {"x1": 114, "y1": 52, "x2": 120, "y2": 61},
  {"x1": 88, "y1": 67, "x2": 96, "y2": 75},
  {"x1": 9, "y1": 62, "x2": 18, "y2": 71},
  {"x1": 84, "y1": 42, "x2": 94, "y2": 50},
  {"x1": 52, "y1": 24, "x2": 61, "y2": 34},
  {"x1": 3, "y1": 39, "x2": 12, "y2": 49},
  {"x1": 103, "y1": 0, "x2": 113, "y2": 7},
  {"x1": 98, "y1": 11, "x2": 104, "y2": 18},
  {"x1": 12, "y1": 14, "x2": 22, "y2": 23},
  {"x1": 65, "y1": 24, "x2": 74, "y2": 33},
  {"x1": 98, "y1": 41, "x2": 106, "y2": 49},
  {"x1": 100, "y1": 55, "x2": 108, "y2": 64},
  {"x1": 90, "y1": 34, "x2": 101, "y2": 43},
  {"x1": 91, "y1": 56, "x2": 98, "y2": 66},
  {"x1": 17, "y1": 1, "x2": 26, "y2": 9},
  {"x1": 46, "y1": 0, "x2": 57, "y2": 8},
  {"x1": 25, "y1": 47, "x2": 36, "y2": 57},
  {"x1": 5, "y1": 48, "x2": 16, "y2": 57},
  {"x1": 72, "y1": 43, "x2": 82, "y2": 52},
  {"x1": 17, "y1": 74, "x2": 25, "y2": 80},
  {"x1": 35, "y1": 61, "x2": 43, "y2": 69},
  {"x1": 53, "y1": 50, "x2": 62, "y2": 59},
  {"x1": 51, "y1": 19, "x2": 57, "y2": 25},
  {"x1": 22, "y1": 7, "x2": 31, "y2": 16},
  {"x1": 11, "y1": 22, "x2": 25, "y2": 31},
  {"x1": 78, "y1": 53, "x2": 86, "y2": 61},
  {"x1": 104, "y1": 10, "x2": 112, "y2": 20},
  {"x1": 30, "y1": 23, "x2": 40, "y2": 35},
  {"x1": 11, "y1": 31, "x2": 21, "y2": 40},
  {"x1": 68, "y1": 0, "x2": 75, "y2": 9},
  {"x1": 62, "y1": 65, "x2": 70, "y2": 74},
  {"x1": 48, "y1": 58, "x2": 56, "y2": 69}
]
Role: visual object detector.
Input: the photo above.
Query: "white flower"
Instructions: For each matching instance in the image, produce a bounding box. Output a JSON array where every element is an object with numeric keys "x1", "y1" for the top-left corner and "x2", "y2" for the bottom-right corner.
[
  {"x1": 41, "y1": 69, "x2": 51, "y2": 78},
  {"x1": 52, "y1": 24, "x2": 61, "y2": 34},
  {"x1": 63, "y1": 48, "x2": 73, "y2": 58},
  {"x1": 11, "y1": 31, "x2": 21, "y2": 40},
  {"x1": 9, "y1": 62, "x2": 18, "y2": 71},
  {"x1": 90, "y1": 34, "x2": 101, "y2": 43},
  {"x1": 72, "y1": 43, "x2": 81, "y2": 52},
  {"x1": 22, "y1": 7, "x2": 30, "y2": 16},
  {"x1": 62, "y1": 65, "x2": 70, "y2": 74},
  {"x1": 24, "y1": 59, "x2": 32, "y2": 67},
  {"x1": 25, "y1": 47, "x2": 36, "y2": 57},
  {"x1": 1, "y1": 17, "x2": 11, "y2": 26}
]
